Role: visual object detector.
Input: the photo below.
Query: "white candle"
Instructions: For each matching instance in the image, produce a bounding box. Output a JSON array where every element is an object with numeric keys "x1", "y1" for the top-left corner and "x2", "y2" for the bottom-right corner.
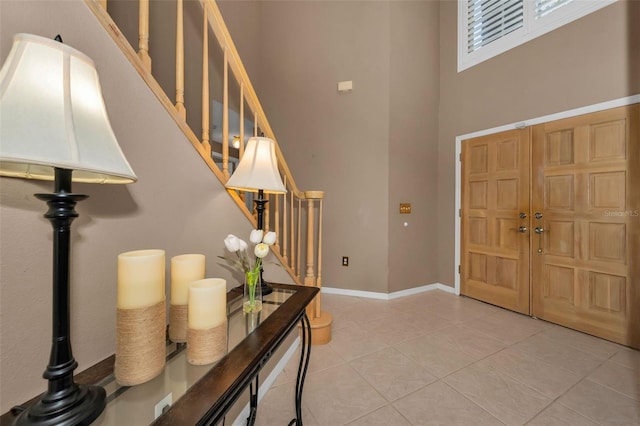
[
  {"x1": 188, "y1": 278, "x2": 227, "y2": 330},
  {"x1": 170, "y1": 254, "x2": 205, "y2": 305},
  {"x1": 117, "y1": 249, "x2": 166, "y2": 309}
]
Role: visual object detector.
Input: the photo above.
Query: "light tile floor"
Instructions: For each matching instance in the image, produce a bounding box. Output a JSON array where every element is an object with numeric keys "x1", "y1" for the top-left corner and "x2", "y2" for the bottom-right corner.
[{"x1": 255, "y1": 290, "x2": 640, "y2": 426}]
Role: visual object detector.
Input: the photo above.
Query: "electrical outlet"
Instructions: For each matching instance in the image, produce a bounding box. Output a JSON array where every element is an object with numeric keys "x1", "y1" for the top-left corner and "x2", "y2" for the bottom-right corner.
[
  {"x1": 342, "y1": 256, "x2": 349, "y2": 267},
  {"x1": 154, "y1": 393, "x2": 172, "y2": 419}
]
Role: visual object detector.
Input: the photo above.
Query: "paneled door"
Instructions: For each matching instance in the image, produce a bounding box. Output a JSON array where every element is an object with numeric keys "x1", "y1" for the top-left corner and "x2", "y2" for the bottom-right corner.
[
  {"x1": 531, "y1": 105, "x2": 640, "y2": 348},
  {"x1": 461, "y1": 129, "x2": 531, "y2": 315}
]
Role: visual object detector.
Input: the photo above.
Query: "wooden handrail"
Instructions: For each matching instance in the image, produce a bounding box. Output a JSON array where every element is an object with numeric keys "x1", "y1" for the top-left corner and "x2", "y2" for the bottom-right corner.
[
  {"x1": 85, "y1": 0, "x2": 330, "y2": 343},
  {"x1": 200, "y1": 0, "x2": 305, "y2": 199}
]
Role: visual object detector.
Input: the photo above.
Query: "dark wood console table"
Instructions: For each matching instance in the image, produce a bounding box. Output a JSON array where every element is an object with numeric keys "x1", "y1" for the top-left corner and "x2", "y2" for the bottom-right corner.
[{"x1": 2, "y1": 283, "x2": 318, "y2": 426}]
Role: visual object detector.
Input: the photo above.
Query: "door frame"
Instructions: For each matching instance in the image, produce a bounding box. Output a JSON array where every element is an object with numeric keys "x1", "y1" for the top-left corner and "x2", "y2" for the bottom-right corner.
[{"x1": 454, "y1": 95, "x2": 640, "y2": 295}]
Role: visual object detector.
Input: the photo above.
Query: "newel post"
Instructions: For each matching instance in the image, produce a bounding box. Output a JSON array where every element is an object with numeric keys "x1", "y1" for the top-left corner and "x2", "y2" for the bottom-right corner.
[{"x1": 304, "y1": 191, "x2": 332, "y2": 345}]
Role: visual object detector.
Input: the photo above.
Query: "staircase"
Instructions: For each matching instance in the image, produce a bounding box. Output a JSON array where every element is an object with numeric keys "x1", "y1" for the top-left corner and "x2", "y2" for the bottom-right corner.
[{"x1": 83, "y1": 0, "x2": 332, "y2": 343}]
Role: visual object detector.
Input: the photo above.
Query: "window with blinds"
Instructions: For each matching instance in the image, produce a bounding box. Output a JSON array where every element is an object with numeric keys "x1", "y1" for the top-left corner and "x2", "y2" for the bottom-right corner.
[{"x1": 458, "y1": 0, "x2": 617, "y2": 71}]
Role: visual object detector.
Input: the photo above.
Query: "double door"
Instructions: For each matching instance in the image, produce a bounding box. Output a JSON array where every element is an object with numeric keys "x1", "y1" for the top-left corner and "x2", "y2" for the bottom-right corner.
[{"x1": 461, "y1": 105, "x2": 639, "y2": 348}]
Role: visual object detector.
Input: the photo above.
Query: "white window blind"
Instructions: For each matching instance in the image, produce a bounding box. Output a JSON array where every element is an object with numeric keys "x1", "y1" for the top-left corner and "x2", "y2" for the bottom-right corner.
[
  {"x1": 535, "y1": 0, "x2": 573, "y2": 18},
  {"x1": 467, "y1": 0, "x2": 524, "y2": 54},
  {"x1": 458, "y1": 0, "x2": 618, "y2": 71}
]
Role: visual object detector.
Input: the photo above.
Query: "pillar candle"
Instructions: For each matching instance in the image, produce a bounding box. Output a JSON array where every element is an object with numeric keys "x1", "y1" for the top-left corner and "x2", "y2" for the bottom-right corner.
[
  {"x1": 170, "y1": 254, "x2": 205, "y2": 305},
  {"x1": 117, "y1": 249, "x2": 165, "y2": 309},
  {"x1": 188, "y1": 278, "x2": 226, "y2": 329}
]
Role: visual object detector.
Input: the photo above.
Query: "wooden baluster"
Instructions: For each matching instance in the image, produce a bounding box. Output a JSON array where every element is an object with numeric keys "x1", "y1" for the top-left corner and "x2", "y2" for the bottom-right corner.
[
  {"x1": 239, "y1": 84, "x2": 245, "y2": 159},
  {"x1": 254, "y1": 114, "x2": 258, "y2": 137},
  {"x1": 274, "y1": 189, "x2": 281, "y2": 252},
  {"x1": 175, "y1": 0, "x2": 186, "y2": 119},
  {"x1": 304, "y1": 196, "x2": 316, "y2": 288},
  {"x1": 201, "y1": 6, "x2": 211, "y2": 155},
  {"x1": 99, "y1": 0, "x2": 107, "y2": 11},
  {"x1": 290, "y1": 190, "x2": 295, "y2": 272},
  {"x1": 264, "y1": 194, "x2": 270, "y2": 232},
  {"x1": 138, "y1": 0, "x2": 151, "y2": 72},
  {"x1": 316, "y1": 197, "x2": 323, "y2": 319},
  {"x1": 222, "y1": 48, "x2": 229, "y2": 178},
  {"x1": 237, "y1": 86, "x2": 245, "y2": 203},
  {"x1": 282, "y1": 176, "x2": 288, "y2": 263},
  {"x1": 296, "y1": 197, "x2": 302, "y2": 278}
]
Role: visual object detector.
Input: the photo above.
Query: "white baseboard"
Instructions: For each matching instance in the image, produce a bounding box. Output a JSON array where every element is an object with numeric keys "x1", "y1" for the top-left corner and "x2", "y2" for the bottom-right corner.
[
  {"x1": 232, "y1": 336, "x2": 300, "y2": 426},
  {"x1": 322, "y1": 282, "x2": 456, "y2": 300}
]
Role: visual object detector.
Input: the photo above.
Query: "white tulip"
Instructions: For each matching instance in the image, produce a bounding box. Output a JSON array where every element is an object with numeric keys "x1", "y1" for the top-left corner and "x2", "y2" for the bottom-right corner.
[
  {"x1": 238, "y1": 239, "x2": 248, "y2": 251},
  {"x1": 249, "y1": 229, "x2": 264, "y2": 244},
  {"x1": 224, "y1": 234, "x2": 240, "y2": 252},
  {"x1": 254, "y1": 243, "x2": 269, "y2": 258},
  {"x1": 263, "y1": 231, "x2": 277, "y2": 245}
]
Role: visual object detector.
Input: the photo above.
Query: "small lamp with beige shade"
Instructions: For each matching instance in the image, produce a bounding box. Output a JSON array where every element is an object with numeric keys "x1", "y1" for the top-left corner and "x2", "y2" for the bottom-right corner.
[{"x1": 225, "y1": 136, "x2": 287, "y2": 296}]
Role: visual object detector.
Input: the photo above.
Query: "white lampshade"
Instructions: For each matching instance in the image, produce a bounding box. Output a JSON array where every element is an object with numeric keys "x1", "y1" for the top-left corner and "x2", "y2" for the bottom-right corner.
[
  {"x1": 0, "y1": 33, "x2": 136, "y2": 184},
  {"x1": 225, "y1": 136, "x2": 286, "y2": 194}
]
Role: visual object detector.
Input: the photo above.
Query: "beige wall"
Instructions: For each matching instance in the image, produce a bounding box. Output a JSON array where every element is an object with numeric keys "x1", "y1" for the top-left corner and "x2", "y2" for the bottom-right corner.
[
  {"x1": 388, "y1": 1, "x2": 440, "y2": 292},
  {"x1": 437, "y1": 0, "x2": 640, "y2": 285},
  {"x1": 219, "y1": 0, "x2": 441, "y2": 293},
  {"x1": 222, "y1": 0, "x2": 638, "y2": 293},
  {"x1": 0, "y1": 0, "x2": 291, "y2": 412}
]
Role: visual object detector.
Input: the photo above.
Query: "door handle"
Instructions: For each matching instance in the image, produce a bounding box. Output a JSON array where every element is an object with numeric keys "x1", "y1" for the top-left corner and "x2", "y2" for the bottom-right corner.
[
  {"x1": 534, "y1": 213, "x2": 544, "y2": 253},
  {"x1": 535, "y1": 226, "x2": 544, "y2": 253},
  {"x1": 518, "y1": 212, "x2": 528, "y2": 233}
]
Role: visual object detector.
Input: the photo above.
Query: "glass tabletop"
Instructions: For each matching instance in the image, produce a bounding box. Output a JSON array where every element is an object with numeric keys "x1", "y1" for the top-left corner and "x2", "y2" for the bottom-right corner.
[{"x1": 93, "y1": 287, "x2": 295, "y2": 426}]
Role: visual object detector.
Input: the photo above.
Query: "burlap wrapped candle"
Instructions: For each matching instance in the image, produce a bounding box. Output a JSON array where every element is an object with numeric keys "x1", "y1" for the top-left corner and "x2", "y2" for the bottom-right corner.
[
  {"x1": 115, "y1": 249, "x2": 166, "y2": 385},
  {"x1": 169, "y1": 254, "x2": 205, "y2": 343},
  {"x1": 187, "y1": 278, "x2": 227, "y2": 365}
]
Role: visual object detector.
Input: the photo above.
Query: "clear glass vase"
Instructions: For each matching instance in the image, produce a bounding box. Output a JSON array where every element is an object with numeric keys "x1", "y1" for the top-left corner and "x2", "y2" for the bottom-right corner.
[{"x1": 243, "y1": 277, "x2": 263, "y2": 313}]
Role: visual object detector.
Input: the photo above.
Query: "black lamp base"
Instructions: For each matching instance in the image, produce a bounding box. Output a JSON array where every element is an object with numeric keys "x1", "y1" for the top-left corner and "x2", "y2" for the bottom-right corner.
[
  {"x1": 13, "y1": 384, "x2": 106, "y2": 426},
  {"x1": 261, "y1": 279, "x2": 273, "y2": 296},
  {"x1": 254, "y1": 189, "x2": 273, "y2": 297},
  {"x1": 11, "y1": 168, "x2": 107, "y2": 426}
]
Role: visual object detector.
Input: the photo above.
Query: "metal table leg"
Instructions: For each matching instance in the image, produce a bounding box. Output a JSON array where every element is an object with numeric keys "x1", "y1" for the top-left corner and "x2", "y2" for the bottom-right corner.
[
  {"x1": 246, "y1": 375, "x2": 259, "y2": 425},
  {"x1": 289, "y1": 313, "x2": 312, "y2": 426}
]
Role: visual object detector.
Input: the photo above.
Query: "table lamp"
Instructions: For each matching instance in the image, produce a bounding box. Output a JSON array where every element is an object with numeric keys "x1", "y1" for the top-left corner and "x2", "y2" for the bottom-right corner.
[
  {"x1": 0, "y1": 33, "x2": 137, "y2": 425},
  {"x1": 225, "y1": 136, "x2": 286, "y2": 295}
]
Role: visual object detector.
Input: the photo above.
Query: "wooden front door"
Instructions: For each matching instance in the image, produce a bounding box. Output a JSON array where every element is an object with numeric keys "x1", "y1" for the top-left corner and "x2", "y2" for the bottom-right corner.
[
  {"x1": 531, "y1": 105, "x2": 640, "y2": 348},
  {"x1": 461, "y1": 129, "x2": 531, "y2": 315},
  {"x1": 461, "y1": 105, "x2": 639, "y2": 348}
]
